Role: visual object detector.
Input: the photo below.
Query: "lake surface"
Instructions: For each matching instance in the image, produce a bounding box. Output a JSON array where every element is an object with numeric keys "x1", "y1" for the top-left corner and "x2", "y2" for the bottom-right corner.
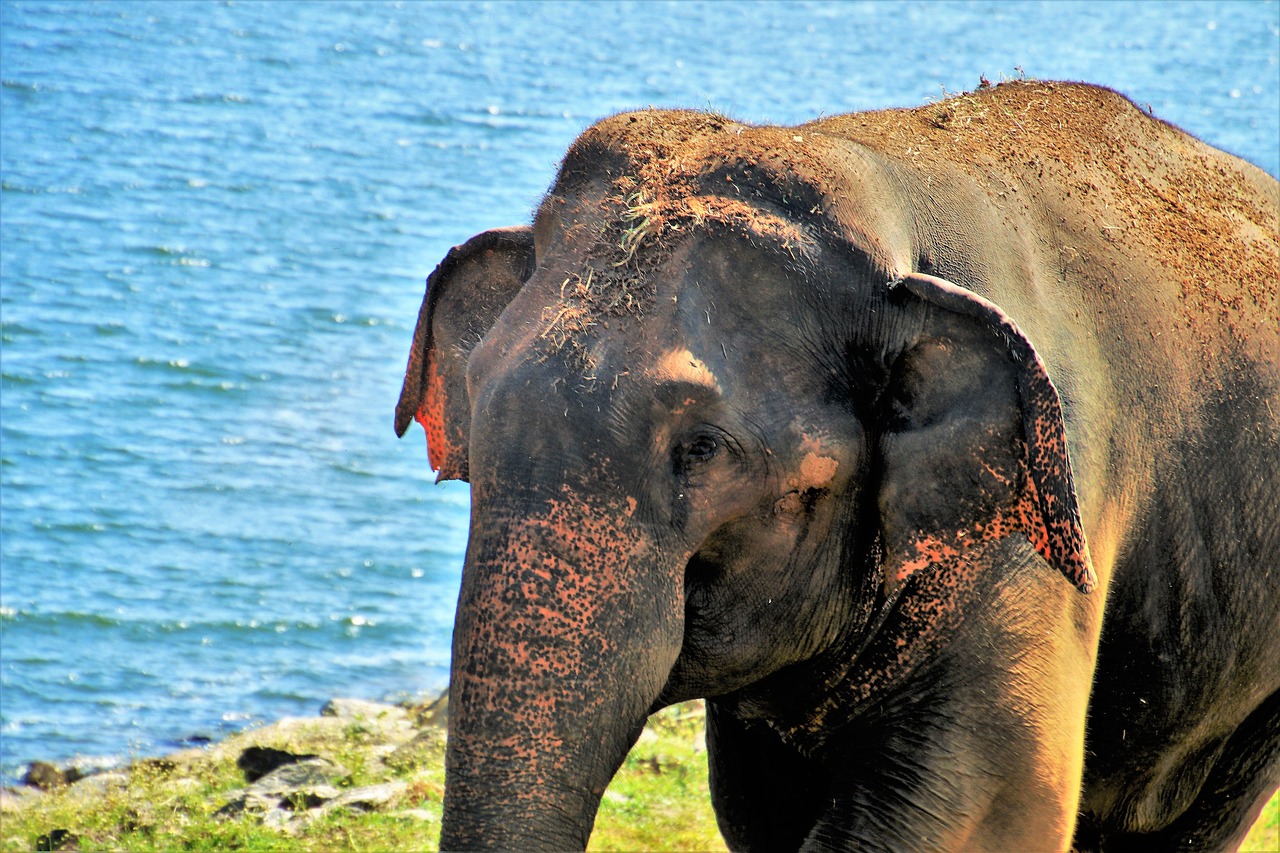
[{"x1": 2, "y1": 0, "x2": 1276, "y2": 781}]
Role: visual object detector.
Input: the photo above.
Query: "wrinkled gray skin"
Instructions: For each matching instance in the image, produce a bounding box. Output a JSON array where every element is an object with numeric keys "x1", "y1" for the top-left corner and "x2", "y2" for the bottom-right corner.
[{"x1": 396, "y1": 83, "x2": 1280, "y2": 851}]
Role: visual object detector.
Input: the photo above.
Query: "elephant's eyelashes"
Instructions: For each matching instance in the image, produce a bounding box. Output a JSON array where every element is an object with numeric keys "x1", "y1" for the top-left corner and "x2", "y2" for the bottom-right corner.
[
  {"x1": 673, "y1": 431, "x2": 725, "y2": 476},
  {"x1": 685, "y1": 435, "x2": 720, "y2": 463}
]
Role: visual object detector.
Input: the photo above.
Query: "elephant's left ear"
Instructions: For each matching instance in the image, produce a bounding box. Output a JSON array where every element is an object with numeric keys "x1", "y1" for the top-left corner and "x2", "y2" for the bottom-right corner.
[
  {"x1": 395, "y1": 227, "x2": 534, "y2": 481},
  {"x1": 880, "y1": 272, "x2": 1096, "y2": 594}
]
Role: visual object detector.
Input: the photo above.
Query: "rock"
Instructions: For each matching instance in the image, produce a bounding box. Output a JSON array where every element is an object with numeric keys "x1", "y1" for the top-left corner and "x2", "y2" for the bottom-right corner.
[
  {"x1": 213, "y1": 791, "x2": 273, "y2": 820},
  {"x1": 217, "y1": 749, "x2": 352, "y2": 828},
  {"x1": 22, "y1": 762, "x2": 81, "y2": 791},
  {"x1": 218, "y1": 775, "x2": 403, "y2": 832},
  {"x1": 278, "y1": 785, "x2": 340, "y2": 810},
  {"x1": 385, "y1": 727, "x2": 446, "y2": 772},
  {"x1": 320, "y1": 781, "x2": 407, "y2": 815},
  {"x1": 213, "y1": 795, "x2": 245, "y2": 819},
  {"x1": 34, "y1": 828, "x2": 77, "y2": 851},
  {"x1": 248, "y1": 757, "x2": 349, "y2": 795},
  {"x1": 358, "y1": 743, "x2": 401, "y2": 777},
  {"x1": 260, "y1": 715, "x2": 349, "y2": 738},
  {"x1": 236, "y1": 746, "x2": 320, "y2": 782},
  {"x1": 163, "y1": 746, "x2": 212, "y2": 767},
  {"x1": 407, "y1": 690, "x2": 449, "y2": 728},
  {"x1": 319, "y1": 698, "x2": 416, "y2": 750},
  {"x1": 261, "y1": 806, "x2": 307, "y2": 835},
  {"x1": 216, "y1": 754, "x2": 348, "y2": 820},
  {"x1": 200, "y1": 715, "x2": 348, "y2": 766},
  {"x1": 63, "y1": 771, "x2": 129, "y2": 803},
  {"x1": 320, "y1": 697, "x2": 409, "y2": 724}
]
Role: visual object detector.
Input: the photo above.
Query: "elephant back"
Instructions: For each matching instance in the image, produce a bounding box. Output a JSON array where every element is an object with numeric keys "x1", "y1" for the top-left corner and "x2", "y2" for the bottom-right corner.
[{"x1": 808, "y1": 81, "x2": 1279, "y2": 371}]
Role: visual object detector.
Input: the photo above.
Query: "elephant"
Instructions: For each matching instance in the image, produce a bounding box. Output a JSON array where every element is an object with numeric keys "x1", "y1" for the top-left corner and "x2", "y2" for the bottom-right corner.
[{"x1": 395, "y1": 81, "x2": 1279, "y2": 851}]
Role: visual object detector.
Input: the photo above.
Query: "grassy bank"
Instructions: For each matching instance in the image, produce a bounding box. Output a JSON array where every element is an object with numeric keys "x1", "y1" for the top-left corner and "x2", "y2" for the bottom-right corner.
[
  {"x1": 0, "y1": 700, "x2": 723, "y2": 852},
  {"x1": 2, "y1": 699, "x2": 1274, "y2": 852}
]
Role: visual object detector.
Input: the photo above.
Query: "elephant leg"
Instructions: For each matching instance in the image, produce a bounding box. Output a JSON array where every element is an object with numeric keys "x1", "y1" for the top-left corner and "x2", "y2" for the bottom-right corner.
[
  {"x1": 1075, "y1": 689, "x2": 1280, "y2": 852},
  {"x1": 706, "y1": 699, "x2": 826, "y2": 851},
  {"x1": 1159, "y1": 689, "x2": 1280, "y2": 852}
]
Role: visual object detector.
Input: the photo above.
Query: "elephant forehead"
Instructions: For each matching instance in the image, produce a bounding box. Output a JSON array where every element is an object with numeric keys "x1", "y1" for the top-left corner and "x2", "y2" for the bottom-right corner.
[{"x1": 647, "y1": 347, "x2": 721, "y2": 391}]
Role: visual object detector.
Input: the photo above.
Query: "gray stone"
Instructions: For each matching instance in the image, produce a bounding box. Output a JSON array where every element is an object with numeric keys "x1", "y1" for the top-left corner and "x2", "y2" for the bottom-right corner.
[
  {"x1": 408, "y1": 690, "x2": 449, "y2": 728},
  {"x1": 320, "y1": 781, "x2": 407, "y2": 815},
  {"x1": 214, "y1": 789, "x2": 279, "y2": 819},
  {"x1": 261, "y1": 806, "x2": 310, "y2": 835},
  {"x1": 320, "y1": 697, "x2": 409, "y2": 724},
  {"x1": 21, "y1": 762, "x2": 81, "y2": 791},
  {"x1": 218, "y1": 756, "x2": 351, "y2": 826},
  {"x1": 237, "y1": 745, "x2": 319, "y2": 782},
  {"x1": 278, "y1": 785, "x2": 341, "y2": 810},
  {"x1": 386, "y1": 727, "x2": 446, "y2": 772},
  {"x1": 213, "y1": 795, "x2": 246, "y2": 819},
  {"x1": 248, "y1": 757, "x2": 349, "y2": 796},
  {"x1": 63, "y1": 771, "x2": 129, "y2": 802},
  {"x1": 202, "y1": 716, "x2": 348, "y2": 764}
]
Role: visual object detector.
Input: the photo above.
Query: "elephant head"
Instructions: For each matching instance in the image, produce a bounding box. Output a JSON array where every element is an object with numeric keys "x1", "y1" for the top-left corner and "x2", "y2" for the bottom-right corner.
[{"x1": 396, "y1": 111, "x2": 1094, "y2": 849}]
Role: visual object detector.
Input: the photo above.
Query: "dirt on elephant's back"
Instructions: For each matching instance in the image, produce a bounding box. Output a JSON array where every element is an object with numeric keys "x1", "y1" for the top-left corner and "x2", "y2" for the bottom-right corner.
[{"x1": 811, "y1": 81, "x2": 1280, "y2": 355}]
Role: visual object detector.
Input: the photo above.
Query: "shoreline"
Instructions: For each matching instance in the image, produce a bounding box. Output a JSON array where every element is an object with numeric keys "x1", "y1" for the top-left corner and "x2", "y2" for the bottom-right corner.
[
  {"x1": 0, "y1": 695, "x2": 726, "y2": 852},
  {"x1": 1, "y1": 690, "x2": 450, "y2": 793}
]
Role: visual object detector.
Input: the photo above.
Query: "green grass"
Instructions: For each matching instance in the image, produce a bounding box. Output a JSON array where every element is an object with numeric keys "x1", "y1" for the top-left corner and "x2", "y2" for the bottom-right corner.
[
  {"x1": 1242, "y1": 792, "x2": 1279, "y2": 852},
  {"x1": 590, "y1": 703, "x2": 726, "y2": 852},
  {"x1": 0, "y1": 714, "x2": 450, "y2": 852},
  {"x1": 0, "y1": 705, "x2": 721, "y2": 853},
  {"x1": 3, "y1": 703, "x2": 1275, "y2": 852}
]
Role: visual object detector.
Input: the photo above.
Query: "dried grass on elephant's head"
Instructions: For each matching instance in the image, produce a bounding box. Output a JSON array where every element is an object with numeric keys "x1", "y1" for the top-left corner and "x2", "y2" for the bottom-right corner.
[{"x1": 538, "y1": 111, "x2": 822, "y2": 376}]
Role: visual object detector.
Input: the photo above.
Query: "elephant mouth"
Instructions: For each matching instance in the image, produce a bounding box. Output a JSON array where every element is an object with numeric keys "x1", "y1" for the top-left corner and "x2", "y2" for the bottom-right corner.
[
  {"x1": 646, "y1": 552, "x2": 720, "y2": 710},
  {"x1": 652, "y1": 522, "x2": 892, "y2": 717},
  {"x1": 683, "y1": 551, "x2": 722, "y2": 608},
  {"x1": 657, "y1": 543, "x2": 809, "y2": 710}
]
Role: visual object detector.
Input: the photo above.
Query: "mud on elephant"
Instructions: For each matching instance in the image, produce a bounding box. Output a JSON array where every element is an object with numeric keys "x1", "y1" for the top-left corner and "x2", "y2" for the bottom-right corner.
[{"x1": 396, "y1": 82, "x2": 1280, "y2": 851}]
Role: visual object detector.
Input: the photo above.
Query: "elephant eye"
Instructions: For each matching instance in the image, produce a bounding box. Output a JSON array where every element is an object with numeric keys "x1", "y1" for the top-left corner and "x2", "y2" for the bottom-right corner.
[
  {"x1": 686, "y1": 435, "x2": 720, "y2": 462},
  {"x1": 675, "y1": 434, "x2": 720, "y2": 473}
]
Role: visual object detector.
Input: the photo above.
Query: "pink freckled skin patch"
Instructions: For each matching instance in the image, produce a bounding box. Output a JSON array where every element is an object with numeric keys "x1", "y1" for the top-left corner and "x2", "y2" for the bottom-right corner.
[
  {"x1": 444, "y1": 478, "x2": 688, "y2": 842},
  {"x1": 418, "y1": 357, "x2": 467, "y2": 479},
  {"x1": 799, "y1": 453, "x2": 838, "y2": 489}
]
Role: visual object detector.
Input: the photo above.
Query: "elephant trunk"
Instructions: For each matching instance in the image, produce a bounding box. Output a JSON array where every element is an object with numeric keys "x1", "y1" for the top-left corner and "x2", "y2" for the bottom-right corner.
[{"x1": 440, "y1": 482, "x2": 684, "y2": 850}]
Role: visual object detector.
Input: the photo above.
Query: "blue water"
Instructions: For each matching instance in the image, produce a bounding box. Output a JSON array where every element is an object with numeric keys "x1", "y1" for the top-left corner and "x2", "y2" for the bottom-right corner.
[{"x1": 2, "y1": 0, "x2": 1276, "y2": 782}]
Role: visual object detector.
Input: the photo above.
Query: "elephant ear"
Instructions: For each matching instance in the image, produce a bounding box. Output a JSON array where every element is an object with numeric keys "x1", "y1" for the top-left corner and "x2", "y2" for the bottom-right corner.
[
  {"x1": 394, "y1": 227, "x2": 534, "y2": 481},
  {"x1": 876, "y1": 272, "x2": 1096, "y2": 594}
]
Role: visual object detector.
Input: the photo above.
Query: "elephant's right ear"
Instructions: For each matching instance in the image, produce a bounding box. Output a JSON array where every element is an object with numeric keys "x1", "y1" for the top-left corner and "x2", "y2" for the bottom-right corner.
[
  {"x1": 394, "y1": 227, "x2": 534, "y2": 481},
  {"x1": 874, "y1": 272, "x2": 1096, "y2": 595}
]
